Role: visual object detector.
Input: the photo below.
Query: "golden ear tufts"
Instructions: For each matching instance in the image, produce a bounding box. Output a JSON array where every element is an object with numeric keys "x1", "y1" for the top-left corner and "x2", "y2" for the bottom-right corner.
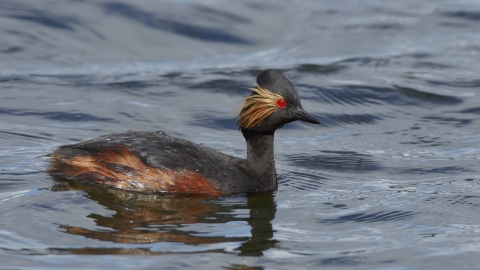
[{"x1": 236, "y1": 86, "x2": 285, "y2": 129}]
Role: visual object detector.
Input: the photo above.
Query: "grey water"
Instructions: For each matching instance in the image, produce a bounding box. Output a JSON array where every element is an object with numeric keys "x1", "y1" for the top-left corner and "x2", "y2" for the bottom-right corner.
[{"x1": 1, "y1": 0, "x2": 480, "y2": 269}]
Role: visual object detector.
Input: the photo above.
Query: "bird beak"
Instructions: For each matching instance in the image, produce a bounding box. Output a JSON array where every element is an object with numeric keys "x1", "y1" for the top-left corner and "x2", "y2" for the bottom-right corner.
[{"x1": 291, "y1": 108, "x2": 320, "y2": 124}]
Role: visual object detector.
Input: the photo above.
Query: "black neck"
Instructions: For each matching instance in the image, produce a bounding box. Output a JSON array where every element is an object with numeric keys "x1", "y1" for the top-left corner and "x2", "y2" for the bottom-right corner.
[{"x1": 241, "y1": 129, "x2": 277, "y2": 190}]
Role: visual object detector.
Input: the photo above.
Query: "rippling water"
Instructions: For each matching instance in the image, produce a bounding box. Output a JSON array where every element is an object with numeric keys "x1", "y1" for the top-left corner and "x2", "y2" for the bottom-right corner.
[{"x1": 2, "y1": 0, "x2": 480, "y2": 269}]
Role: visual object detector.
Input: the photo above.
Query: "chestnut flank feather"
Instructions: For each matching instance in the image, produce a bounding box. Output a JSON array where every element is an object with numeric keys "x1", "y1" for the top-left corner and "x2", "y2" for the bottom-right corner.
[{"x1": 49, "y1": 146, "x2": 221, "y2": 194}]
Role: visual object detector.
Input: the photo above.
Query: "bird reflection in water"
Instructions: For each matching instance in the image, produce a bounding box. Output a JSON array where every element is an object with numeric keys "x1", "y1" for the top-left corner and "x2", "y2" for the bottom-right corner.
[{"x1": 49, "y1": 179, "x2": 277, "y2": 256}]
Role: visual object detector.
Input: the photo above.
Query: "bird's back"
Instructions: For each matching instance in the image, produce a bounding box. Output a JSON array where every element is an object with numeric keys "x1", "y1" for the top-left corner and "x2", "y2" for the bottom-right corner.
[{"x1": 50, "y1": 131, "x2": 252, "y2": 194}]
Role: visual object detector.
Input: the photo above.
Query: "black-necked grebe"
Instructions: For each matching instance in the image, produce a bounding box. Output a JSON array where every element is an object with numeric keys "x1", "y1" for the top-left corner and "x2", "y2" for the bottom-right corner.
[{"x1": 49, "y1": 69, "x2": 320, "y2": 195}]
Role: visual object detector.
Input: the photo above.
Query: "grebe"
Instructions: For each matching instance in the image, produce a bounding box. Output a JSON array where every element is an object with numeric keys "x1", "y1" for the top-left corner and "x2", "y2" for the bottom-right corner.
[{"x1": 49, "y1": 69, "x2": 320, "y2": 195}]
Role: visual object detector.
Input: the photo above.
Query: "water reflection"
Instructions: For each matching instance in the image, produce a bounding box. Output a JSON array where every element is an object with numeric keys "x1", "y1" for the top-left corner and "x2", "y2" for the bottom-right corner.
[
  {"x1": 102, "y1": 3, "x2": 252, "y2": 44},
  {"x1": 318, "y1": 210, "x2": 416, "y2": 224},
  {"x1": 49, "y1": 179, "x2": 277, "y2": 256},
  {"x1": 288, "y1": 151, "x2": 383, "y2": 172}
]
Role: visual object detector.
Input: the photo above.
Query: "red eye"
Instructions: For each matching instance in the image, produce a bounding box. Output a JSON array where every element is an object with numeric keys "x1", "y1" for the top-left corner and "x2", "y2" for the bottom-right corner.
[{"x1": 276, "y1": 98, "x2": 286, "y2": 108}]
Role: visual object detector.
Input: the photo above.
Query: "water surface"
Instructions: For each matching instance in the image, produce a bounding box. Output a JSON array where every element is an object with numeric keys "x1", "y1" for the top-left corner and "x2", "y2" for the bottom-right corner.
[{"x1": 1, "y1": 0, "x2": 480, "y2": 269}]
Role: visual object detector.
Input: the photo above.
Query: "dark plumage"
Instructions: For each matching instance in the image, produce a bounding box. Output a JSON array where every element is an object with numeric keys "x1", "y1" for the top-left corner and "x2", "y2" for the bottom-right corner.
[{"x1": 49, "y1": 69, "x2": 320, "y2": 195}]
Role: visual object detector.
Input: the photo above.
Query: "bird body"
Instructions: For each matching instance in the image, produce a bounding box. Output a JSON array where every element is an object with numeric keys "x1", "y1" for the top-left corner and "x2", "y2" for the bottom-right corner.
[{"x1": 49, "y1": 69, "x2": 320, "y2": 195}]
